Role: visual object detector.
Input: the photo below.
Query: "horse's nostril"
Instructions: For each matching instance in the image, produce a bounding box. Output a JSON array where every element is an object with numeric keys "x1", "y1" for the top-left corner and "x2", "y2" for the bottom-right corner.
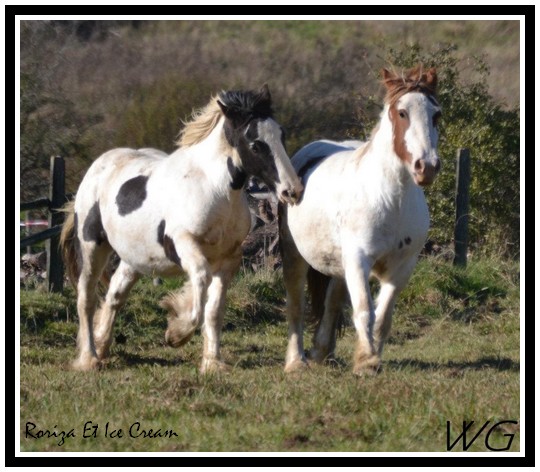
[{"x1": 414, "y1": 159, "x2": 425, "y2": 172}]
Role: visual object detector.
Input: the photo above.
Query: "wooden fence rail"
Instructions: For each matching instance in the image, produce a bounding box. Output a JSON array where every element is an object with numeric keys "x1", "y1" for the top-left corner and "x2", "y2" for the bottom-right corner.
[
  {"x1": 20, "y1": 198, "x2": 51, "y2": 212},
  {"x1": 20, "y1": 226, "x2": 62, "y2": 248}
]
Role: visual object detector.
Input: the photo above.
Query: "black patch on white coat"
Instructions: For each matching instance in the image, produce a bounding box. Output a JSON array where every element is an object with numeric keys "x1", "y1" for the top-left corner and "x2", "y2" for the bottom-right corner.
[
  {"x1": 162, "y1": 235, "x2": 181, "y2": 267},
  {"x1": 405, "y1": 236, "x2": 412, "y2": 245},
  {"x1": 82, "y1": 202, "x2": 108, "y2": 245},
  {"x1": 296, "y1": 155, "x2": 328, "y2": 185},
  {"x1": 157, "y1": 220, "x2": 166, "y2": 245},
  {"x1": 157, "y1": 220, "x2": 181, "y2": 267},
  {"x1": 227, "y1": 157, "x2": 247, "y2": 190},
  {"x1": 116, "y1": 175, "x2": 149, "y2": 216}
]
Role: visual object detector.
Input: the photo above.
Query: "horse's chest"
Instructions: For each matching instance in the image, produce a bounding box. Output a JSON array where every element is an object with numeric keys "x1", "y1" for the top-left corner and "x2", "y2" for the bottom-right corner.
[
  {"x1": 365, "y1": 197, "x2": 430, "y2": 278},
  {"x1": 196, "y1": 200, "x2": 251, "y2": 260}
]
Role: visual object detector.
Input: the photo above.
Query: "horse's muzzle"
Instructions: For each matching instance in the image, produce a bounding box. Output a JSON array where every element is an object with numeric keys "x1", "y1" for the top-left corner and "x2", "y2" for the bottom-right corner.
[
  {"x1": 279, "y1": 183, "x2": 304, "y2": 205},
  {"x1": 413, "y1": 157, "x2": 441, "y2": 186}
]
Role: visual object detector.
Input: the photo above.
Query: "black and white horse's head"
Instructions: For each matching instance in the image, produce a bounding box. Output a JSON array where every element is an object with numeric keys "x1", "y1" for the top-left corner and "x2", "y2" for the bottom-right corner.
[{"x1": 217, "y1": 85, "x2": 303, "y2": 204}]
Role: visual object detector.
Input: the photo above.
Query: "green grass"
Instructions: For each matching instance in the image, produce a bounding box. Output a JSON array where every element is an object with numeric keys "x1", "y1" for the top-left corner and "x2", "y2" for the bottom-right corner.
[{"x1": 19, "y1": 256, "x2": 520, "y2": 452}]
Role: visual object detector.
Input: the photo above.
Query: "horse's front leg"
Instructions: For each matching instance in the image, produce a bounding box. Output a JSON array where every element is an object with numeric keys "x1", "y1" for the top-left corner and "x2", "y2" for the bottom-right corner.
[
  {"x1": 200, "y1": 254, "x2": 241, "y2": 374},
  {"x1": 162, "y1": 234, "x2": 212, "y2": 351},
  {"x1": 373, "y1": 257, "x2": 417, "y2": 356},
  {"x1": 343, "y1": 248, "x2": 380, "y2": 375},
  {"x1": 281, "y1": 223, "x2": 310, "y2": 372}
]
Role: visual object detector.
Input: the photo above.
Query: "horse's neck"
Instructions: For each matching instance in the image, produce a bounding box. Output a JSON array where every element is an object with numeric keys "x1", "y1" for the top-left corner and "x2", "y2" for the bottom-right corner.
[
  {"x1": 169, "y1": 121, "x2": 241, "y2": 195},
  {"x1": 356, "y1": 110, "x2": 415, "y2": 207}
]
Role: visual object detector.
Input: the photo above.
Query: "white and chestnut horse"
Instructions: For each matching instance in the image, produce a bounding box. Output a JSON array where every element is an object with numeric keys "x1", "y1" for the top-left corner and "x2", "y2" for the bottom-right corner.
[
  {"x1": 61, "y1": 85, "x2": 303, "y2": 373},
  {"x1": 279, "y1": 66, "x2": 441, "y2": 375}
]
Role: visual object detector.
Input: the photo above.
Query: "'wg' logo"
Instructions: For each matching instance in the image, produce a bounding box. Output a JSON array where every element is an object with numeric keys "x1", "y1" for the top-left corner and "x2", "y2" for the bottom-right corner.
[{"x1": 446, "y1": 420, "x2": 518, "y2": 451}]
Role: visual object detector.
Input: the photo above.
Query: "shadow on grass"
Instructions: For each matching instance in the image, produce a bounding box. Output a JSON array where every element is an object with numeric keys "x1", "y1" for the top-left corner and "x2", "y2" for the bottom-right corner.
[
  {"x1": 387, "y1": 356, "x2": 519, "y2": 373},
  {"x1": 115, "y1": 351, "x2": 186, "y2": 368}
]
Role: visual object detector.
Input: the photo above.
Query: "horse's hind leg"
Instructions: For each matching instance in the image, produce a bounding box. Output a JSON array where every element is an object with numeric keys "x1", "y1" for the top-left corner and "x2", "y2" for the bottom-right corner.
[
  {"x1": 309, "y1": 277, "x2": 347, "y2": 364},
  {"x1": 73, "y1": 242, "x2": 112, "y2": 371},
  {"x1": 93, "y1": 260, "x2": 140, "y2": 360}
]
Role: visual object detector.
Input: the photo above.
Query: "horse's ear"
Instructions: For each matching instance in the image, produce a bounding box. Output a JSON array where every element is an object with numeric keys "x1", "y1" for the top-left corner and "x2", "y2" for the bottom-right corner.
[
  {"x1": 218, "y1": 100, "x2": 239, "y2": 121},
  {"x1": 218, "y1": 99, "x2": 243, "y2": 126},
  {"x1": 426, "y1": 67, "x2": 437, "y2": 90},
  {"x1": 259, "y1": 83, "x2": 271, "y2": 103},
  {"x1": 409, "y1": 64, "x2": 423, "y2": 81},
  {"x1": 382, "y1": 68, "x2": 395, "y2": 89},
  {"x1": 217, "y1": 100, "x2": 229, "y2": 116}
]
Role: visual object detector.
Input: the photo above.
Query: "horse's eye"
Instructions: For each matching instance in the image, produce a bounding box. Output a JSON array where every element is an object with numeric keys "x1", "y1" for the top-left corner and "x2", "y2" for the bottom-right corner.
[
  {"x1": 250, "y1": 142, "x2": 260, "y2": 154},
  {"x1": 398, "y1": 110, "x2": 408, "y2": 119}
]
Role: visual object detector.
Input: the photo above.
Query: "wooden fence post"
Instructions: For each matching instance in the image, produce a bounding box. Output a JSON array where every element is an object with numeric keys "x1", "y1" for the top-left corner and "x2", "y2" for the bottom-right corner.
[
  {"x1": 25, "y1": 212, "x2": 31, "y2": 255},
  {"x1": 453, "y1": 148, "x2": 470, "y2": 267},
  {"x1": 46, "y1": 156, "x2": 65, "y2": 292}
]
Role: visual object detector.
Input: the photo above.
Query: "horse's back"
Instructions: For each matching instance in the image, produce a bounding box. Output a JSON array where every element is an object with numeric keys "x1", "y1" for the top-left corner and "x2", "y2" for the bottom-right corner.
[{"x1": 291, "y1": 140, "x2": 364, "y2": 181}]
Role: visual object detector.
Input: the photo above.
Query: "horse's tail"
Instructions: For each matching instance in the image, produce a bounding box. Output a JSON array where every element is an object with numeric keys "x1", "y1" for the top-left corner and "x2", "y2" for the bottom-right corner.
[
  {"x1": 59, "y1": 200, "x2": 112, "y2": 291},
  {"x1": 160, "y1": 282, "x2": 197, "y2": 348},
  {"x1": 306, "y1": 266, "x2": 346, "y2": 337},
  {"x1": 59, "y1": 200, "x2": 80, "y2": 289}
]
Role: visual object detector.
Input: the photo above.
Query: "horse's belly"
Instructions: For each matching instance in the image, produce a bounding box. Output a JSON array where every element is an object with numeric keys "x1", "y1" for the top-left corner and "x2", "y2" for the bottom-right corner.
[{"x1": 287, "y1": 205, "x2": 344, "y2": 277}]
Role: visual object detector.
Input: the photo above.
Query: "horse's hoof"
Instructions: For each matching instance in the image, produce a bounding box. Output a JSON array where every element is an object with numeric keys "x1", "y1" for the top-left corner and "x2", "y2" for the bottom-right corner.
[
  {"x1": 95, "y1": 346, "x2": 110, "y2": 361},
  {"x1": 284, "y1": 358, "x2": 309, "y2": 373},
  {"x1": 165, "y1": 327, "x2": 195, "y2": 348},
  {"x1": 72, "y1": 356, "x2": 102, "y2": 371},
  {"x1": 94, "y1": 338, "x2": 112, "y2": 360},
  {"x1": 353, "y1": 355, "x2": 381, "y2": 376},
  {"x1": 307, "y1": 349, "x2": 334, "y2": 366},
  {"x1": 200, "y1": 359, "x2": 230, "y2": 374}
]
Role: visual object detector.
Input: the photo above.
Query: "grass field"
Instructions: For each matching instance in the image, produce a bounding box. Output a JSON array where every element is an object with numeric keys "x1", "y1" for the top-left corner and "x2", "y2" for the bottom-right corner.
[{"x1": 19, "y1": 256, "x2": 520, "y2": 453}]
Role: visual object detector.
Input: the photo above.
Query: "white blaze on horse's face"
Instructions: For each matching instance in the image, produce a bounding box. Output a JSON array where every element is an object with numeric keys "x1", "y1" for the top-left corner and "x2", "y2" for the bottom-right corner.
[
  {"x1": 390, "y1": 92, "x2": 442, "y2": 186},
  {"x1": 240, "y1": 117, "x2": 303, "y2": 204}
]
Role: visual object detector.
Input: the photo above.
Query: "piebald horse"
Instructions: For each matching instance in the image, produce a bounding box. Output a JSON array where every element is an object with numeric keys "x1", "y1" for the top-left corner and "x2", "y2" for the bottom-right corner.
[
  {"x1": 279, "y1": 66, "x2": 441, "y2": 375},
  {"x1": 61, "y1": 85, "x2": 303, "y2": 373}
]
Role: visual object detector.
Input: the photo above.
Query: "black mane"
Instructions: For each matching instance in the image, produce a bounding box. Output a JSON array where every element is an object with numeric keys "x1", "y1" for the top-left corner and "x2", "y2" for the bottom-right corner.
[{"x1": 218, "y1": 89, "x2": 273, "y2": 119}]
